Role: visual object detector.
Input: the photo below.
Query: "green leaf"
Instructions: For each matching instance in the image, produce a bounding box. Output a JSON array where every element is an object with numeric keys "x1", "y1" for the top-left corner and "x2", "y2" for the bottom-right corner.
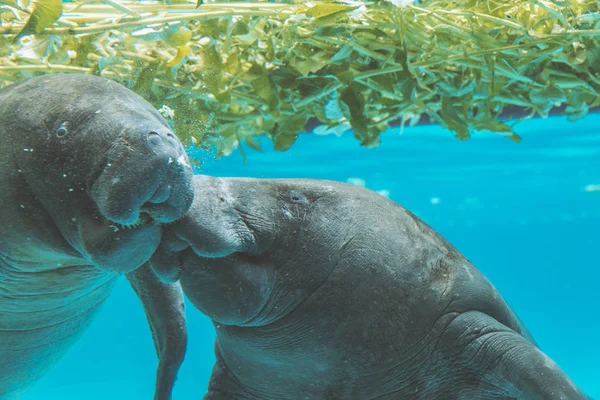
[
  {"x1": 290, "y1": 51, "x2": 331, "y2": 77},
  {"x1": 132, "y1": 60, "x2": 162, "y2": 98},
  {"x1": 229, "y1": 20, "x2": 249, "y2": 36},
  {"x1": 588, "y1": 48, "x2": 600, "y2": 73},
  {"x1": 273, "y1": 113, "x2": 308, "y2": 151},
  {"x1": 244, "y1": 136, "x2": 262, "y2": 152},
  {"x1": 441, "y1": 97, "x2": 470, "y2": 140},
  {"x1": 567, "y1": 41, "x2": 587, "y2": 65},
  {"x1": 529, "y1": 85, "x2": 566, "y2": 114},
  {"x1": 14, "y1": 0, "x2": 62, "y2": 42},
  {"x1": 250, "y1": 70, "x2": 276, "y2": 109},
  {"x1": 305, "y1": 4, "x2": 359, "y2": 20},
  {"x1": 198, "y1": 44, "x2": 227, "y2": 100},
  {"x1": 339, "y1": 85, "x2": 384, "y2": 146},
  {"x1": 0, "y1": 0, "x2": 24, "y2": 11},
  {"x1": 163, "y1": 25, "x2": 192, "y2": 47},
  {"x1": 224, "y1": 52, "x2": 240, "y2": 75}
]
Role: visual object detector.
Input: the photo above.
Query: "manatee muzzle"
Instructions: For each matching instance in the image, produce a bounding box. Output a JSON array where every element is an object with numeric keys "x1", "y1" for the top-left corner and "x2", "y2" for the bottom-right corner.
[{"x1": 89, "y1": 128, "x2": 194, "y2": 227}]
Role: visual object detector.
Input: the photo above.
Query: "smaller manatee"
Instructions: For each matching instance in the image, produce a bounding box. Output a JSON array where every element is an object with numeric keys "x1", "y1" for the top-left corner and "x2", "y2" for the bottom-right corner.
[{"x1": 152, "y1": 175, "x2": 592, "y2": 400}]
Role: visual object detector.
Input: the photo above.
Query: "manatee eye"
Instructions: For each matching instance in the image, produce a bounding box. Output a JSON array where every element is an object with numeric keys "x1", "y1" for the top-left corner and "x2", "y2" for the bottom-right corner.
[
  {"x1": 289, "y1": 190, "x2": 308, "y2": 204},
  {"x1": 56, "y1": 121, "x2": 71, "y2": 137}
]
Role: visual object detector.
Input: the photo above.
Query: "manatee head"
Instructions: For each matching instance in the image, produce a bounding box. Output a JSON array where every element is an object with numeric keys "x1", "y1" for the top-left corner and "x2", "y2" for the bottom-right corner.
[
  {"x1": 150, "y1": 175, "x2": 345, "y2": 326},
  {"x1": 0, "y1": 74, "x2": 194, "y2": 272}
]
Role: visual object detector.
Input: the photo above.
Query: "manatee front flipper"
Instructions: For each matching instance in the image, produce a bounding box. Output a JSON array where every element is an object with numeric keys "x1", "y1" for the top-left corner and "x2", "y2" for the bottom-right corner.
[
  {"x1": 441, "y1": 311, "x2": 591, "y2": 400},
  {"x1": 126, "y1": 264, "x2": 187, "y2": 400}
]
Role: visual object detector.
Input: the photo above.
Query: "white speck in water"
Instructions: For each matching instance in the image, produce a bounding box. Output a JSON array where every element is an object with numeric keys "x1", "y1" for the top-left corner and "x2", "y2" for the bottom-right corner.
[
  {"x1": 463, "y1": 196, "x2": 481, "y2": 209},
  {"x1": 62, "y1": 173, "x2": 67, "y2": 178},
  {"x1": 347, "y1": 177, "x2": 366, "y2": 187},
  {"x1": 95, "y1": 109, "x2": 102, "y2": 114},
  {"x1": 19, "y1": 204, "x2": 24, "y2": 209},
  {"x1": 584, "y1": 184, "x2": 600, "y2": 192},
  {"x1": 17, "y1": 169, "x2": 21, "y2": 173},
  {"x1": 68, "y1": 188, "x2": 74, "y2": 192},
  {"x1": 430, "y1": 197, "x2": 441, "y2": 205},
  {"x1": 107, "y1": 163, "x2": 112, "y2": 167},
  {"x1": 168, "y1": 157, "x2": 174, "y2": 165},
  {"x1": 283, "y1": 209, "x2": 293, "y2": 218},
  {"x1": 376, "y1": 190, "x2": 390, "y2": 198},
  {"x1": 111, "y1": 177, "x2": 121, "y2": 185}
]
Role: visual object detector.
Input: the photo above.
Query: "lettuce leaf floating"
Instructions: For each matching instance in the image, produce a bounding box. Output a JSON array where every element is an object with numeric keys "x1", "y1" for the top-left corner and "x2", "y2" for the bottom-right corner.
[
  {"x1": 305, "y1": 4, "x2": 360, "y2": 20},
  {"x1": 0, "y1": 0, "x2": 24, "y2": 11},
  {"x1": 14, "y1": 0, "x2": 62, "y2": 42},
  {"x1": 1, "y1": 0, "x2": 599, "y2": 157}
]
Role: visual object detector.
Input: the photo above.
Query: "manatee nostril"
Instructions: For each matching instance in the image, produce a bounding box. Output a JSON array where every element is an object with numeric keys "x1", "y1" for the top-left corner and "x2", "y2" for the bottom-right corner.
[
  {"x1": 166, "y1": 132, "x2": 180, "y2": 149},
  {"x1": 148, "y1": 131, "x2": 163, "y2": 147},
  {"x1": 148, "y1": 130, "x2": 180, "y2": 150}
]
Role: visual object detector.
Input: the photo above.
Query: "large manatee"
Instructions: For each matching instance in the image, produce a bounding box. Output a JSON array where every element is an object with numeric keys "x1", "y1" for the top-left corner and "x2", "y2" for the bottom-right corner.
[
  {"x1": 0, "y1": 74, "x2": 192, "y2": 399},
  {"x1": 152, "y1": 175, "x2": 591, "y2": 400}
]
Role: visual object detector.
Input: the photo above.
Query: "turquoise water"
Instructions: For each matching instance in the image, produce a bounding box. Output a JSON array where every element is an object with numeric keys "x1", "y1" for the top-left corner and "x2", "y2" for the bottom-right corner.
[{"x1": 26, "y1": 114, "x2": 599, "y2": 399}]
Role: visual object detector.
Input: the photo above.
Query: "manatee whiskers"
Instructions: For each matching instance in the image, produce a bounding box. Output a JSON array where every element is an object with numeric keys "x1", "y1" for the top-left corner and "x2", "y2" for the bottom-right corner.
[{"x1": 110, "y1": 211, "x2": 155, "y2": 231}]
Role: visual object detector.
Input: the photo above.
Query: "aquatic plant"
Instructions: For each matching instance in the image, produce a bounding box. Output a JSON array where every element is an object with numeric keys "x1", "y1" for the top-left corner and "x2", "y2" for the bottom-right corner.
[{"x1": 1, "y1": 0, "x2": 599, "y2": 156}]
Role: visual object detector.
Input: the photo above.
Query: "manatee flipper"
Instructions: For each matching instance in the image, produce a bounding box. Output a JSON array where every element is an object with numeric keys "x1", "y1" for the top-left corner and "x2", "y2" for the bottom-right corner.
[
  {"x1": 441, "y1": 311, "x2": 591, "y2": 400},
  {"x1": 126, "y1": 264, "x2": 187, "y2": 400}
]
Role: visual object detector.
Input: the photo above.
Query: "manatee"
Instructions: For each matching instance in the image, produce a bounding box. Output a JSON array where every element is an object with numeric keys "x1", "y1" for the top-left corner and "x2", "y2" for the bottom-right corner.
[
  {"x1": 151, "y1": 175, "x2": 591, "y2": 400},
  {"x1": 0, "y1": 74, "x2": 193, "y2": 399}
]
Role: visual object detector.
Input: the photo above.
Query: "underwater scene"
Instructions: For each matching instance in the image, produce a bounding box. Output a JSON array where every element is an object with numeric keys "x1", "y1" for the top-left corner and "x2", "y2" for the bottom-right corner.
[
  {"x1": 24, "y1": 113, "x2": 600, "y2": 399},
  {"x1": 1, "y1": 0, "x2": 600, "y2": 399}
]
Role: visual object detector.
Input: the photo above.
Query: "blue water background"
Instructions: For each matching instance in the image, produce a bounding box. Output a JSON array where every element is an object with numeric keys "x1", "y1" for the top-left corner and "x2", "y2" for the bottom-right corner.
[{"x1": 26, "y1": 114, "x2": 599, "y2": 398}]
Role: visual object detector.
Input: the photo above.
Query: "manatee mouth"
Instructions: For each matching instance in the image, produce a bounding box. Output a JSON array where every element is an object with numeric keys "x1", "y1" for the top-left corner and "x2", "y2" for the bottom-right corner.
[{"x1": 107, "y1": 209, "x2": 156, "y2": 233}]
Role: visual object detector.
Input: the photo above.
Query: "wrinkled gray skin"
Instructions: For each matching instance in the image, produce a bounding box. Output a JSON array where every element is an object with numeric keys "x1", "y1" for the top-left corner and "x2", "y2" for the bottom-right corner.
[
  {"x1": 0, "y1": 74, "x2": 192, "y2": 399},
  {"x1": 151, "y1": 175, "x2": 591, "y2": 400}
]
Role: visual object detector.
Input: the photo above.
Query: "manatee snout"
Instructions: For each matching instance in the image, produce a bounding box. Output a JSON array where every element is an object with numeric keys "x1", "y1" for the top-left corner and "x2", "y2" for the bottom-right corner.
[
  {"x1": 90, "y1": 123, "x2": 194, "y2": 227},
  {"x1": 143, "y1": 128, "x2": 195, "y2": 223},
  {"x1": 149, "y1": 175, "x2": 253, "y2": 283}
]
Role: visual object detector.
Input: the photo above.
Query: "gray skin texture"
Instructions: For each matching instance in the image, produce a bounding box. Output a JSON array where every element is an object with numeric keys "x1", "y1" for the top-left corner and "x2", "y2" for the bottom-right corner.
[
  {"x1": 151, "y1": 175, "x2": 592, "y2": 400},
  {"x1": 0, "y1": 74, "x2": 192, "y2": 399}
]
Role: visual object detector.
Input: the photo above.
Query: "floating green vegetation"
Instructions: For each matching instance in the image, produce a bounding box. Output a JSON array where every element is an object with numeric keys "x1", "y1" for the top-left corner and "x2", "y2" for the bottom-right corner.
[{"x1": 1, "y1": 0, "x2": 599, "y2": 156}]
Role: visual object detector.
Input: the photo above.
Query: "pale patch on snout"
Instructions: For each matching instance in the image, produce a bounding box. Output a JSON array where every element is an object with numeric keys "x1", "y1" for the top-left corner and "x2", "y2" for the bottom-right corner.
[{"x1": 177, "y1": 155, "x2": 190, "y2": 168}]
